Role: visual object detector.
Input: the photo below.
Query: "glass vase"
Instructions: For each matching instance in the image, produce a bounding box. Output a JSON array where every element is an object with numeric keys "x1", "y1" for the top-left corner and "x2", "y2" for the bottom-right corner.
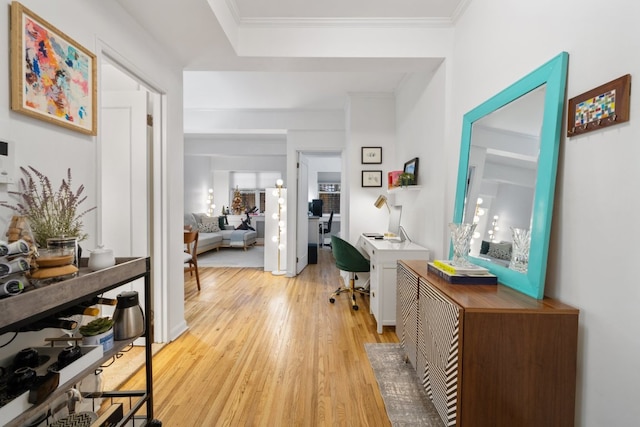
[
  {"x1": 509, "y1": 227, "x2": 531, "y2": 273},
  {"x1": 448, "y1": 222, "x2": 477, "y2": 267},
  {"x1": 47, "y1": 237, "x2": 79, "y2": 267}
]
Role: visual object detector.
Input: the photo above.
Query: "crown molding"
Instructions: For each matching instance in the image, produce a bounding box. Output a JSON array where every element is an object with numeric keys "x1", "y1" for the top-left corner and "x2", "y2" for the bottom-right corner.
[
  {"x1": 239, "y1": 17, "x2": 453, "y2": 29},
  {"x1": 225, "y1": 0, "x2": 242, "y2": 24},
  {"x1": 184, "y1": 107, "x2": 345, "y2": 114},
  {"x1": 451, "y1": 0, "x2": 473, "y2": 24}
]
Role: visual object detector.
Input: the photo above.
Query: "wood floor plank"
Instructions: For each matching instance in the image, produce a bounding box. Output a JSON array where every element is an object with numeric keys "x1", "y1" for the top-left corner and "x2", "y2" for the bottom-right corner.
[{"x1": 122, "y1": 248, "x2": 398, "y2": 426}]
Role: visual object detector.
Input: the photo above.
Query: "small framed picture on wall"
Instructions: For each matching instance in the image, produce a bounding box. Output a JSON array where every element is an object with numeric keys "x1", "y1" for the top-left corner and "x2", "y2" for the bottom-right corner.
[
  {"x1": 403, "y1": 157, "x2": 419, "y2": 184},
  {"x1": 362, "y1": 170, "x2": 383, "y2": 187},
  {"x1": 361, "y1": 147, "x2": 382, "y2": 164}
]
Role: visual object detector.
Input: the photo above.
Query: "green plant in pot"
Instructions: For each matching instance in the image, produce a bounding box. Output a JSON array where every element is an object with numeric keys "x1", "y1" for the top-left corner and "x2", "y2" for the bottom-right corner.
[
  {"x1": 1, "y1": 166, "x2": 96, "y2": 248},
  {"x1": 79, "y1": 317, "x2": 114, "y2": 337},
  {"x1": 399, "y1": 172, "x2": 415, "y2": 186}
]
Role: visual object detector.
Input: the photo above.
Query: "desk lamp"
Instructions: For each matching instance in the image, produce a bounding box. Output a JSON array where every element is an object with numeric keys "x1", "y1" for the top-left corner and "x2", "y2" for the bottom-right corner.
[
  {"x1": 374, "y1": 195, "x2": 390, "y2": 213},
  {"x1": 374, "y1": 194, "x2": 411, "y2": 242}
]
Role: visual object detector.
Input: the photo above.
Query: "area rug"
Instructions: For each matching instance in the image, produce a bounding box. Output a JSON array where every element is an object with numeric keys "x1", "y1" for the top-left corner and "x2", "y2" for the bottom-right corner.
[
  {"x1": 197, "y1": 245, "x2": 264, "y2": 268},
  {"x1": 365, "y1": 343, "x2": 444, "y2": 427}
]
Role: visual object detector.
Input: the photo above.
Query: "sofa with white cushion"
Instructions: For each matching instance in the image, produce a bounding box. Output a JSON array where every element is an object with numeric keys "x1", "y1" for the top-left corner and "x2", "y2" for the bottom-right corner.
[{"x1": 184, "y1": 213, "x2": 257, "y2": 254}]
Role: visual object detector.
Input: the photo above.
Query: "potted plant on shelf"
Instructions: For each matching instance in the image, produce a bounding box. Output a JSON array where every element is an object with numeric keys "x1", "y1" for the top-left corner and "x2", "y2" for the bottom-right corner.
[
  {"x1": 399, "y1": 172, "x2": 415, "y2": 187},
  {"x1": 0, "y1": 166, "x2": 96, "y2": 248}
]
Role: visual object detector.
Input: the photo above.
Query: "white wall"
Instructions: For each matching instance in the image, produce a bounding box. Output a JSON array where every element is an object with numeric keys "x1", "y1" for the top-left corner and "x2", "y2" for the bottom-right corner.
[
  {"x1": 345, "y1": 94, "x2": 397, "y2": 242},
  {"x1": 183, "y1": 154, "x2": 286, "y2": 216},
  {"x1": 0, "y1": 1, "x2": 186, "y2": 342},
  {"x1": 395, "y1": 66, "x2": 448, "y2": 258},
  {"x1": 184, "y1": 156, "x2": 214, "y2": 214},
  {"x1": 450, "y1": 1, "x2": 640, "y2": 425}
]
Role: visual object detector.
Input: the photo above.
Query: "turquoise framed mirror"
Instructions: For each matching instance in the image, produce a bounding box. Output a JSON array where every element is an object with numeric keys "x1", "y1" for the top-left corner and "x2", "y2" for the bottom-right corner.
[{"x1": 452, "y1": 52, "x2": 568, "y2": 299}]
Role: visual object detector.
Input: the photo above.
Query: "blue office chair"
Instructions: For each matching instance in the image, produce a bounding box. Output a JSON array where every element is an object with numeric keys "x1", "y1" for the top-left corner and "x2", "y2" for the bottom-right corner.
[{"x1": 329, "y1": 235, "x2": 370, "y2": 310}]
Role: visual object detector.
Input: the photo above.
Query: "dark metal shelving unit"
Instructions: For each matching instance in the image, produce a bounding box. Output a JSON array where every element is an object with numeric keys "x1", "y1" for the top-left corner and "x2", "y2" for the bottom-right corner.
[{"x1": 0, "y1": 257, "x2": 156, "y2": 427}]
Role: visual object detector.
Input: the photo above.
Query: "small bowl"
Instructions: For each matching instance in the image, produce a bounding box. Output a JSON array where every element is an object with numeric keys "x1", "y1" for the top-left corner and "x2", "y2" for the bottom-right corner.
[{"x1": 88, "y1": 245, "x2": 115, "y2": 271}]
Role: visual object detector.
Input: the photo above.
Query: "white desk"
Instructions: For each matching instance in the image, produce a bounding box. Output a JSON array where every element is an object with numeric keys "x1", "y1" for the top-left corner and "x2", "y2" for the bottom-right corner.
[{"x1": 357, "y1": 234, "x2": 430, "y2": 334}]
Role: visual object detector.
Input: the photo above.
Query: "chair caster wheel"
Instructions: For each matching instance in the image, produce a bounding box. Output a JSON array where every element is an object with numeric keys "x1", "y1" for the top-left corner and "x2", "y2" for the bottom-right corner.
[
  {"x1": 329, "y1": 298, "x2": 335, "y2": 303},
  {"x1": 353, "y1": 305, "x2": 359, "y2": 310}
]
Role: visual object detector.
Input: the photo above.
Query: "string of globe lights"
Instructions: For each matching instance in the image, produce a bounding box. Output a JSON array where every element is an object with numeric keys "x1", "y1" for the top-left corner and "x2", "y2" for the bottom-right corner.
[{"x1": 271, "y1": 179, "x2": 286, "y2": 276}]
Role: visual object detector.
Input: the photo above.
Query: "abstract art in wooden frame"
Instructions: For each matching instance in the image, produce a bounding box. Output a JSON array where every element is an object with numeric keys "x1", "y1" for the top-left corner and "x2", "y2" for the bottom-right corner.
[
  {"x1": 567, "y1": 74, "x2": 630, "y2": 137},
  {"x1": 10, "y1": 2, "x2": 97, "y2": 135}
]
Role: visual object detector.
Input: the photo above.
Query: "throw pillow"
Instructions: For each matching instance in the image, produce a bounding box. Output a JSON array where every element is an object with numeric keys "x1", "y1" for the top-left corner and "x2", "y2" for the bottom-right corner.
[
  {"x1": 218, "y1": 215, "x2": 228, "y2": 228},
  {"x1": 480, "y1": 240, "x2": 490, "y2": 254},
  {"x1": 201, "y1": 215, "x2": 217, "y2": 225},
  {"x1": 192, "y1": 212, "x2": 208, "y2": 225},
  {"x1": 184, "y1": 213, "x2": 198, "y2": 229},
  {"x1": 198, "y1": 222, "x2": 220, "y2": 233},
  {"x1": 487, "y1": 242, "x2": 512, "y2": 260}
]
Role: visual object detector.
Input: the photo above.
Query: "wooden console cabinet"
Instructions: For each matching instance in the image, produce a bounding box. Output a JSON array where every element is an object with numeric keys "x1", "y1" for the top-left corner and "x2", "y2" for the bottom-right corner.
[{"x1": 397, "y1": 260, "x2": 578, "y2": 427}]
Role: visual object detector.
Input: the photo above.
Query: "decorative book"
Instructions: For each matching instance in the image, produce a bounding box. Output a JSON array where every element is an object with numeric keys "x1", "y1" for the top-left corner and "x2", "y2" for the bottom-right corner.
[
  {"x1": 427, "y1": 262, "x2": 497, "y2": 285},
  {"x1": 388, "y1": 170, "x2": 403, "y2": 188},
  {"x1": 432, "y1": 259, "x2": 489, "y2": 275}
]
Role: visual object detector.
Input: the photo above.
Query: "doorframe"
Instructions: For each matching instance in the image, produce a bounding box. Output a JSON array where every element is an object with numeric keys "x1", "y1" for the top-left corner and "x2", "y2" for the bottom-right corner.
[
  {"x1": 287, "y1": 147, "x2": 346, "y2": 277},
  {"x1": 296, "y1": 153, "x2": 310, "y2": 274},
  {"x1": 97, "y1": 40, "x2": 169, "y2": 343}
]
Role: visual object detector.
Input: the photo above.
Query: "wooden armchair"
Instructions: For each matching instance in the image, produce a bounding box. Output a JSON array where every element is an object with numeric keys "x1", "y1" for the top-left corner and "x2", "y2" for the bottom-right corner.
[{"x1": 184, "y1": 230, "x2": 201, "y2": 290}]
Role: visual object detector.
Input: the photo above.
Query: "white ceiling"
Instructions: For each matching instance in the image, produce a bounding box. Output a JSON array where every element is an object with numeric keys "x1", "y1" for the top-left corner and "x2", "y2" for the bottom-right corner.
[{"x1": 116, "y1": 0, "x2": 466, "y2": 113}]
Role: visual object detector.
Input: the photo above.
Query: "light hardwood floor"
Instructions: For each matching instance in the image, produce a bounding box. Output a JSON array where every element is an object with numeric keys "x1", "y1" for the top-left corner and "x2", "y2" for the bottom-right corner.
[{"x1": 121, "y1": 247, "x2": 398, "y2": 426}]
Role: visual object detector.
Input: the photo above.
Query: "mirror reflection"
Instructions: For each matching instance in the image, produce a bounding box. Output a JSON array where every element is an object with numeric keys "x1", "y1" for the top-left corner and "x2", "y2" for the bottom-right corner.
[
  {"x1": 453, "y1": 51, "x2": 568, "y2": 299},
  {"x1": 463, "y1": 86, "x2": 546, "y2": 269}
]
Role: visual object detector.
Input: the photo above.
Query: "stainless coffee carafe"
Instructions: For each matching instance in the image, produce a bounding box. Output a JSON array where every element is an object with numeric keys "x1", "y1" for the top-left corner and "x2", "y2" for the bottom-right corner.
[{"x1": 112, "y1": 290, "x2": 145, "y2": 340}]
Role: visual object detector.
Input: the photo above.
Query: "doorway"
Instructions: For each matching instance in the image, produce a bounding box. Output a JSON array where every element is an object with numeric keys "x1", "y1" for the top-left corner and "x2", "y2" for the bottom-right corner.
[
  {"x1": 295, "y1": 151, "x2": 343, "y2": 274},
  {"x1": 99, "y1": 52, "x2": 167, "y2": 344}
]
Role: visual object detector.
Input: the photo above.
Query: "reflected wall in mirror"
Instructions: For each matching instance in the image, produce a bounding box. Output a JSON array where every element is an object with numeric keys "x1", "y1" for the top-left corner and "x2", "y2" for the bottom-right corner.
[
  {"x1": 464, "y1": 86, "x2": 544, "y2": 261},
  {"x1": 453, "y1": 52, "x2": 569, "y2": 299}
]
